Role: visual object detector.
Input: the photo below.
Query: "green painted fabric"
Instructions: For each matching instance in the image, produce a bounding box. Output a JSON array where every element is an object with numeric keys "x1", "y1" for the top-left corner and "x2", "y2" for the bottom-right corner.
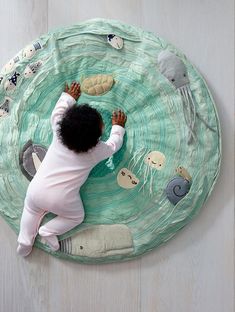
[{"x1": 0, "y1": 18, "x2": 221, "y2": 264}]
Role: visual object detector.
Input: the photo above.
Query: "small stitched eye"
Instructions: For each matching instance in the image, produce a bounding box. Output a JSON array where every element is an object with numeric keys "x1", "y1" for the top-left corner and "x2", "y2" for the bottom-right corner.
[
  {"x1": 121, "y1": 171, "x2": 125, "y2": 176},
  {"x1": 171, "y1": 78, "x2": 175, "y2": 82},
  {"x1": 159, "y1": 164, "x2": 162, "y2": 166},
  {"x1": 148, "y1": 157, "x2": 150, "y2": 160},
  {"x1": 80, "y1": 246, "x2": 83, "y2": 250},
  {"x1": 183, "y1": 73, "x2": 186, "y2": 77},
  {"x1": 132, "y1": 181, "x2": 137, "y2": 185}
]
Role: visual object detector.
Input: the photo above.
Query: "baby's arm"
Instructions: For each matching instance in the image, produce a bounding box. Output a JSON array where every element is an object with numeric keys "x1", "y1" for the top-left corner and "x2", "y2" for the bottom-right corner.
[
  {"x1": 50, "y1": 92, "x2": 76, "y2": 131},
  {"x1": 92, "y1": 110, "x2": 127, "y2": 163},
  {"x1": 92, "y1": 125, "x2": 125, "y2": 162},
  {"x1": 50, "y1": 82, "x2": 80, "y2": 131}
]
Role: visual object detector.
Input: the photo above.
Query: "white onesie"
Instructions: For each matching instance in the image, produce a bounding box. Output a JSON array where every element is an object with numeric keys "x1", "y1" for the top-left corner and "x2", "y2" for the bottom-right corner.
[{"x1": 17, "y1": 92, "x2": 125, "y2": 255}]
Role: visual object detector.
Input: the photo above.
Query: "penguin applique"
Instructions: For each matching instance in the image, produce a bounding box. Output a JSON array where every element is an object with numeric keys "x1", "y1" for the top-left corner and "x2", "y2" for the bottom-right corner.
[
  {"x1": 4, "y1": 72, "x2": 20, "y2": 92},
  {"x1": 24, "y1": 60, "x2": 43, "y2": 78},
  {"x1": 0, "y1": 97, "x2": 12, "y2": 118},
  {"x1": 1, "y1": 56, "x2": 20, "y2": 75},
  {"x1": 9, "y1": 72, "x2": 20, "y2": 85},
  {"x1": 23, "y1": 42, "x2": 42, "y2": 59},
  {"x1": 107, "y1": 34, "x2": 124, "y2": 49}
]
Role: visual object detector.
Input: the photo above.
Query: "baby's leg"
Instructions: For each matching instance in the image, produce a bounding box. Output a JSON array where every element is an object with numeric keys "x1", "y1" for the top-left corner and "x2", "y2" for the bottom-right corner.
[
  {"x1": 17, "y1": 197, "x2": 47, "y2": 257},
  {"x1": 38, "y1": 198, "x2": 84, "y2": 251},
  {"x1": 38, "y1": 214, "x2": 84, "y2": 251}
]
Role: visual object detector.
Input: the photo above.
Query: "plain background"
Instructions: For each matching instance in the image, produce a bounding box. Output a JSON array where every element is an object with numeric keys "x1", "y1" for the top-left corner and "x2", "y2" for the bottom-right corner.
[{"x1": 0, "y1": 1, "x2": 234, "y2": 311}]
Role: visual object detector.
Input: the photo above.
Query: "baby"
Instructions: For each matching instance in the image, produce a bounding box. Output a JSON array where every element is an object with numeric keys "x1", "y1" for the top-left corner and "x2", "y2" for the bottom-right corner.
[{"x1": 17, "y1": 81, "x2": 127, "y2": 257}]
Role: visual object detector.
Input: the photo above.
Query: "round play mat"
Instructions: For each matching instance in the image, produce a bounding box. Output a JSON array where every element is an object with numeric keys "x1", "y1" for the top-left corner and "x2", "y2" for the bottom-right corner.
[{"x1": 0, "y1": 18, "x2": 221, "y2": 264}]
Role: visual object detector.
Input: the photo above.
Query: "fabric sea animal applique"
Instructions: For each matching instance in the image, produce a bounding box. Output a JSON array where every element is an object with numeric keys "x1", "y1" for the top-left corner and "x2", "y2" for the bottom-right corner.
[
  {"x1": 126, "y1": 148, "x2": 166, "y2": 196},
  {"x1": 4, "y1": 72, "x2": 20, "y2": 92},
  {"x1": 19, "y1": 140, "x2": 47, "y2": 181},
  {"x1": 59, "y1": 224, "x2": 134, "y2": 257},
  {"x1": 1, "y1": 56, "x2": 20, "y2": 75},
  {"x1": 158, "y1": 50, "x2": 216, "y2": 144},
  {"x1": 24, "y1": 60, "x2": 43, "y2": 78},
  {"x1": 165, "y1": 166, "x2": 192, "y2": 205},
  {"x1": 81, "y1": 74, "x2": 114, "y2": 96},
  {"x1": 0, "y1": 97, "x2": 12, "y2": 118},
  {"x1": 22, "y1": 41, "x2": 42, "y2": 59},
  {"x1": 139, "y1": 150, "x2": 166, "y2": 194},
  {"x1": 117, "y1": 168, "x2": 140, "y2": 189},
  {"x1": 107, "y1": 34, "x2": 124, "y2": 49}
]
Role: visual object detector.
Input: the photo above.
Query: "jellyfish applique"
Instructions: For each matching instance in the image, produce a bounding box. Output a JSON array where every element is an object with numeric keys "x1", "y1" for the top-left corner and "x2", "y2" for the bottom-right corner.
[
  {"x1": 127, "y1": 148, "x2": 166, "y2": 196},
  {"x1": 165, "y1": 166, "x2": 192, "y2": 205},
  {"x1": 158, "y1": 50, "x2": 216, "y2": 144},
  {"x1": 117, "y1": 167, "x2": 140, "y2": 189}
]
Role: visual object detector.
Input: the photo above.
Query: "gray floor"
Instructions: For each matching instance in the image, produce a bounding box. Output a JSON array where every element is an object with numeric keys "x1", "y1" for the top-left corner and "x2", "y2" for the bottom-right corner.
[{"x1": 0, "y1": 1, "x2": 234, "y2": 311}]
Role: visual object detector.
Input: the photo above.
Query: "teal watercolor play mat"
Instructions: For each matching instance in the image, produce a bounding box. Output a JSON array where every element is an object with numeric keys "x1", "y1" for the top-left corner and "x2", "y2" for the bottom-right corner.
[{"x1": 0, "y1": 18, "x2": 221, "y2": 264}]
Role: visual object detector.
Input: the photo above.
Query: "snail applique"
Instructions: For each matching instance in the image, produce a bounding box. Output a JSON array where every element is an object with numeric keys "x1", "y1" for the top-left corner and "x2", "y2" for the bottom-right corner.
[{"x1": 165, "y1": 166, "x2": 192, "y2": 205}]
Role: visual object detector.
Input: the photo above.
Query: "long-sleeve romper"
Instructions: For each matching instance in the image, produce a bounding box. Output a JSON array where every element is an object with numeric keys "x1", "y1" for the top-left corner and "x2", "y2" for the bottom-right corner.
[{"x1": 17, "y1": 92, "x2": 125, "y2": 250}]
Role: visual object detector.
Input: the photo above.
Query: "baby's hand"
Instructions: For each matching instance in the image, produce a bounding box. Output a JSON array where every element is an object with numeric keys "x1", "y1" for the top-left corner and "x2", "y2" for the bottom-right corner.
[
  {"x1": 64, "y1": 81, "x2": 81, "y2": 100},
  {"x1": 112, "y1": 109, "x2": 127, "y2": 128}
]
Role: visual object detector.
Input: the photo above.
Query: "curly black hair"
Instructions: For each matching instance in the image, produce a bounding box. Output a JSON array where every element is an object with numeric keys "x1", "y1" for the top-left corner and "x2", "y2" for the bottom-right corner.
[{"x1": 57, "y1": 103, "x2": 103, "y2": 153}]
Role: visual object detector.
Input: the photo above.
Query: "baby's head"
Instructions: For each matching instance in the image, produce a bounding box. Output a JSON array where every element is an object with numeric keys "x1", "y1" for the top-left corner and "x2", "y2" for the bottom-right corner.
[{"x1": 57, "y1": 104, "x2": 104, "y2": 153}]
